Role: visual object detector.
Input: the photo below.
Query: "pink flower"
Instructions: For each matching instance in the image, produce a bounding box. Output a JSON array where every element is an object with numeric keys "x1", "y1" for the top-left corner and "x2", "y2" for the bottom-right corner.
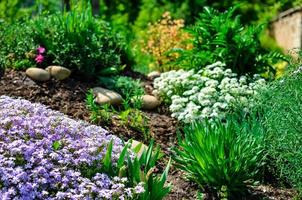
[
  {"x1": 35, "y1": 54, "x2": 44, "y2": 64},
  {"x1": 37, "y1": 46, "x2": 45, "y2": 54}
]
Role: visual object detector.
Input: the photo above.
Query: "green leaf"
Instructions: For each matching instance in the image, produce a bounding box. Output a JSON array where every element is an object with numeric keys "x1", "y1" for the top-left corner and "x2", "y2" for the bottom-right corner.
[{"x1": 52, "y1": 140, "x2": 61, "y2": 151}]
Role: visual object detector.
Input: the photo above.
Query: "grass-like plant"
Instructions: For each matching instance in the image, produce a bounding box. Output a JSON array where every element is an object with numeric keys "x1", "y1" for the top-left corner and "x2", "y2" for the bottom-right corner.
[{"x1": 173, "y1": 116, "x2": 265, "y2": 198}]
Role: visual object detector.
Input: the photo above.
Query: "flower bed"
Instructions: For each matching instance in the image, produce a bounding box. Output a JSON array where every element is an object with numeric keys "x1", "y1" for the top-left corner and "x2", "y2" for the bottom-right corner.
[
  {"x1": 153, "y1": 62, "x2": 266, "y2": 123},
  {"x1": 0, "y1": 96, "x2": 143, "y2": 199}
]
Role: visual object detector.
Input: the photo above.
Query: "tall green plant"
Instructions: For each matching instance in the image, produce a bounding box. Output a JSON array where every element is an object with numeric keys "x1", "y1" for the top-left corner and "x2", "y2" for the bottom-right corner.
[
  {"x1": 177, "y1": 7, "x2": 287, "y2": 77},
  {"x1": 173, "y1": 117, "x2": 265, "y2": 197}
]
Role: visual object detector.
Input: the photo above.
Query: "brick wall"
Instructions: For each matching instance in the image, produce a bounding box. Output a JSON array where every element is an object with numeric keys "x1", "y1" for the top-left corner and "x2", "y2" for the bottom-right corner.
[{"x1": 270, "y1": 8, "x2": 302, "y2": 53}]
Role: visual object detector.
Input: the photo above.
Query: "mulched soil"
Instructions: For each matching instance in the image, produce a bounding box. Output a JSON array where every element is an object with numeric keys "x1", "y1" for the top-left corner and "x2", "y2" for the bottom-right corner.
[{"x1": 0, "y1": 69, "x2": 298, "y2": 200}]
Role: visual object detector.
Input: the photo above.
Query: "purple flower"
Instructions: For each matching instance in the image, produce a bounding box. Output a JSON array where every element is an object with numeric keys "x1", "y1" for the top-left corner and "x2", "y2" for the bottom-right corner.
[
  {"x1": 0, "y1": 96, "x2": 141, "y2": 199},
  {"x1": 35, "y1": 54, "x2": 44, "y2": 64},
  {"x1": 37, "y1": 46, "x2": 45, "y2": 54}
]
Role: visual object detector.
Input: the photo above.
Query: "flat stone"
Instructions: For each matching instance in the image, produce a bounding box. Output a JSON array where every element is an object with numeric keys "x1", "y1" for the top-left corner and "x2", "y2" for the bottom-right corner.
[
  {"x1": 46, "y1": 66, "x2": 71, "y2": 80},
  {"x1": 92, "y1": 87, "x2": 122, "y2": 105},
  {"x1": 25, "y1": 68, "x2": 50, "y2": 82},
  {"x1": 147, "y1": 71, "x2": 161, "y2": 79},
  {"x1": 141, "y1": 95, "x2": 160, "y2": 110}
]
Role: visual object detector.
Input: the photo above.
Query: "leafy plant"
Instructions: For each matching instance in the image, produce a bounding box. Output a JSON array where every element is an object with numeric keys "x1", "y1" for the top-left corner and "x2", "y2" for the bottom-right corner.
[
  {"x1": 0, "y1": 21, "x2": 36, "y2": 69},
  {"x1": 99, "y1": 76, "x2": 145, "y2": 109},
  {"x1": 173, "y1": 116, "x2": 265, "y2": 197},
  {"x1": 119, "y1": 108, "x2": 150, "y2": 140},
  {"x1": 30, "y1": 1, "x2": 127, "y2": 78},
  {"x1": 100, "y1": 139, "x2": 171, "y2": 200},
  {"x1": 86, "y1": 89, "x2": 112, "y2": 125},
  {"x1": 177, "y1": 7, "x2": 288, "y2": 77}
]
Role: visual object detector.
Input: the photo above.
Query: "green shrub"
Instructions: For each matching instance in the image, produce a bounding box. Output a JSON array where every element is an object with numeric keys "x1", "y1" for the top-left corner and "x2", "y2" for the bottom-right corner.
[
  {"x1": 253, "y1": 68, "x2": 302, "y2": 192},
  {"x1": 31, "y1": 2, "x2": 126, "y2": 78},
  {"x1": 0, "y1": 21, "x2": 36, "y2": 69},
  {"x1": 177, "y1": 7, "x2": 287, "y2": 77},
  {"x1": 173, "y1": 116, "x2": 265, "y2": 197},
  {"x1": 0, "y1": 2, "x2": 129, "y2": 78}
]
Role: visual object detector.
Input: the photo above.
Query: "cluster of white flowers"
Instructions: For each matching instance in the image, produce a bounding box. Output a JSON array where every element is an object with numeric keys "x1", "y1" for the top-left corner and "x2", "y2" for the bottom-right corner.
[{"x1": 153, "y1": 62, "x2": 266, "y2": 123}]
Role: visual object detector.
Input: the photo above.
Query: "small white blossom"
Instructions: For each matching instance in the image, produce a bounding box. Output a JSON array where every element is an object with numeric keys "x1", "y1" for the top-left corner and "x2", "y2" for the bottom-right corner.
[{"x1": 153, "y1": 62, "x2": 266, "y2": 123}]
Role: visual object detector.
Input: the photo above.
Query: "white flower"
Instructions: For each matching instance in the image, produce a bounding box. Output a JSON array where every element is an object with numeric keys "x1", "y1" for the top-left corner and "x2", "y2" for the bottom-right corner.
[{"x1": 153, "y1": 62, "x2": 266, "y2": 123}]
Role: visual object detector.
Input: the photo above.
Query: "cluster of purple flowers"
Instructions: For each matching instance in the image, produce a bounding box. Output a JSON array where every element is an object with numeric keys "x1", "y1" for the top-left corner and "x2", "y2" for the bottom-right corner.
[{"x1": 0, "y1": 96, "x2": 144, "y2": 199}]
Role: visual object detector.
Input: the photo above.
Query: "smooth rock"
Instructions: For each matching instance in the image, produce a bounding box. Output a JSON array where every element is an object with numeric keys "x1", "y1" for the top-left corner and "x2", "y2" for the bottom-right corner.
[
  {"x1": 141, "y1": 95, "x2": 160, "y2": 110},
  {"x1": 46, "y1": 65, "x2": 71, "y2": 80},
  {"x1": 129, "y1": 140, "x2": 148, "y2": 158},
  {"x1": 147, "y1": 71, "x2": 161, "y2": 79},
  {"x1": 92, "y1": 87, "x2": 122, "y2": 105},
  {"x1": 25, "y1": 68, "x2": 50, "y2": 82}
]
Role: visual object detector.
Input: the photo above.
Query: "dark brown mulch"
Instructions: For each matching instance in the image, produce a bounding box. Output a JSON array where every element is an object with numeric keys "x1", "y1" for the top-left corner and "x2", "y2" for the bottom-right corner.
[{"x1": 0, "y1": 69, "x2": 298, "y2": 200}]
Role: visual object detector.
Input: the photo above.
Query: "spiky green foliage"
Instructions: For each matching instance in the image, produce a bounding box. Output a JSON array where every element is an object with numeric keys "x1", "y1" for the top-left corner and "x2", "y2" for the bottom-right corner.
[
  {"x1": 173, "y1": 117, "x2": 265, "y2": 197},
  {"x1": 102, "y1": 140, "x2": 171, "y2": 200}
]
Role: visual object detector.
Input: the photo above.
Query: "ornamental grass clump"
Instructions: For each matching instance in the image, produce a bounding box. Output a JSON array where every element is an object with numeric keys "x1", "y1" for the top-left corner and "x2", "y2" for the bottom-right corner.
[
  {"x1": 153, "y1": 62, "x2": 266, "y2": 123},
  {"x1": 173, "y1": 116, "x2": 265, "y2": 198},
  {"x1": 0, "y1": 96, "x2": 144, "y2": 199}
]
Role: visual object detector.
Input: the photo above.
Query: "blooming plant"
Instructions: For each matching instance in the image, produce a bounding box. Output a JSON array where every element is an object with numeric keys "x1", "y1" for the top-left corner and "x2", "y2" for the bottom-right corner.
[
  {"x1": 0, "y1": 96, "x2": 144, "y2": 199},
  {"x1": 153, "y1": 62, "x2": 266, "y2": 123},
  {"x1": 142, "y1": 12, "x2": 192, "y2": 72},
  {"x1": 35, "y1": 46, "x2": 46, "y2": 64}
]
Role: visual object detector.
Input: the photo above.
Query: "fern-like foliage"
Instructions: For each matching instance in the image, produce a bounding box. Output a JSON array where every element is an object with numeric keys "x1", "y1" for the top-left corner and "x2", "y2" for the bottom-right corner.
[{"x1": 177, "y1": 6, "x2": 288, "y2": 78}]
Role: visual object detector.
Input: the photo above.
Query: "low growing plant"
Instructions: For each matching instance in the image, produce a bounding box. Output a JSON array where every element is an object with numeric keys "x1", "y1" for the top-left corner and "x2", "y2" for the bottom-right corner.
[
  {"x1": 99, "y1": 76, "x2": 145, "y2": 109},
  {"x1": 86, "y1": 89, "x2": 112, "y2": 125},
  {"x1": 119, "y1": 108, "x2": 150, "y2": 141},
  {"x1": 153, "y1": 61, "x2": 266, "y2": 123},
  {"x1": 0, "y1": 95, "x2": 145, "y2": 199},
  {"x1": 173, "y1": 116, "x2": 265, "y2": 198}
]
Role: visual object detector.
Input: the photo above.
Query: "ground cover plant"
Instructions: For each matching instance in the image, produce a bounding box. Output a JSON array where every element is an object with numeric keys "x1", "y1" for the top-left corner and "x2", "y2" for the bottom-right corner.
[
  {"x1": 153, "y1": 62, "x2": 266, "y2": 123},
  {"x1": 0, "y1": 96, "x2": 170, "y2": 199}
]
